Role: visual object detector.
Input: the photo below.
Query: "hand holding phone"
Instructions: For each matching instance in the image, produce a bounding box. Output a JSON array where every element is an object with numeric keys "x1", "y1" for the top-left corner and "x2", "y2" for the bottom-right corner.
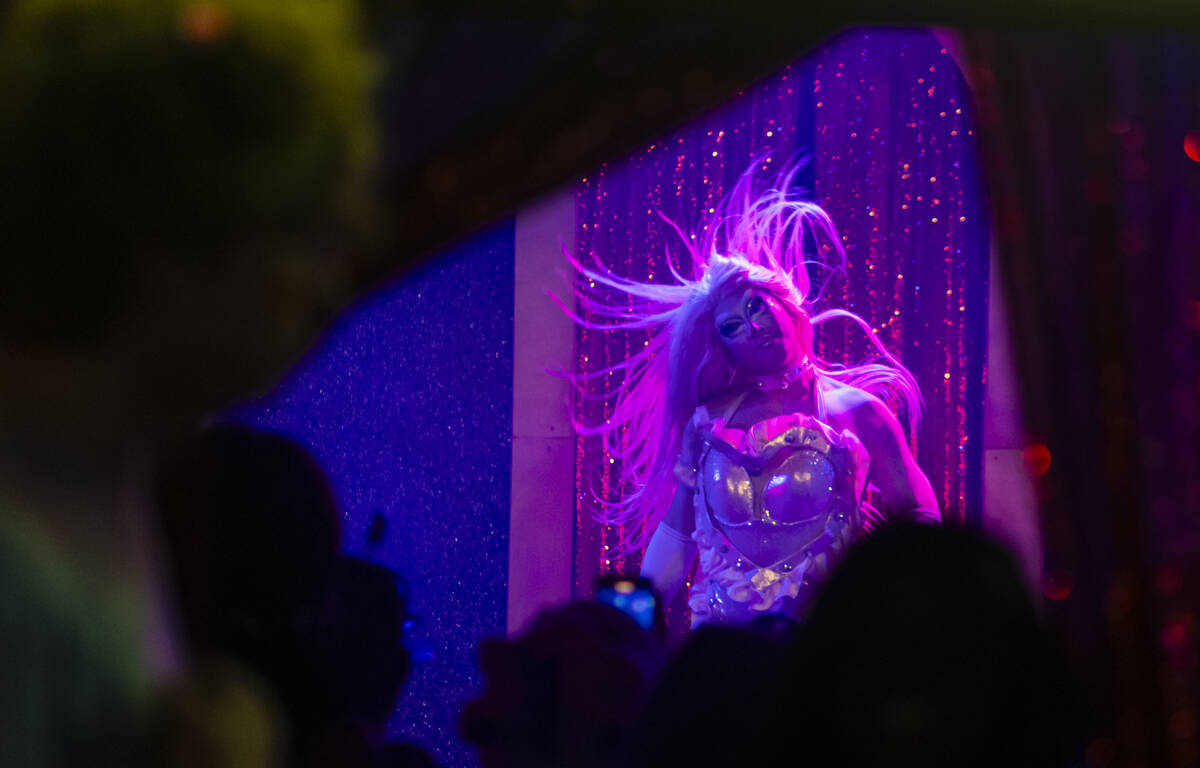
[{"x1": 595, "y1": 575, "x2": 664, "y2": 636}]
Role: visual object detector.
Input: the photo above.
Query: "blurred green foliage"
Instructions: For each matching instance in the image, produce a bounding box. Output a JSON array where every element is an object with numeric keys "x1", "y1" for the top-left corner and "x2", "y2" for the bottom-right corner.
[{"x1": 0, "y1": 0, "x2": 377, "y2": 345}]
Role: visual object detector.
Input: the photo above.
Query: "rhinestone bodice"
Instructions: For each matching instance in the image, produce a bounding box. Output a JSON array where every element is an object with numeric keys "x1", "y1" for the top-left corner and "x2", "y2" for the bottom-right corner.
[
  {"x1": 697, "y1": 413, "x2": 866, "y2": 570},
  {"x1": 686, "y1": 408, "x2": 871, "y2": 626}
]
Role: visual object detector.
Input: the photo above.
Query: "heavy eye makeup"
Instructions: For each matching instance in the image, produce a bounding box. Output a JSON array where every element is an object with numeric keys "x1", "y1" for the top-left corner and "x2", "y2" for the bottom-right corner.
[
  {"x1": 745, "y1": 295, "x2": 769, "y2": 319},
  {"x1": 717, "y1": 318, "x2": 744, "y2": 338},
  {"x1": 717, "y1": 294, "x2": 773, "y2": 338}
]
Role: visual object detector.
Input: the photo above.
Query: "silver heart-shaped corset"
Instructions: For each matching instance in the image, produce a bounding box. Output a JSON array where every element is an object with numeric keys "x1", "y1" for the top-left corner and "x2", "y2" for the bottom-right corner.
[{"x1": 697, "y1": 423, "x2": 861, "y2": 569}]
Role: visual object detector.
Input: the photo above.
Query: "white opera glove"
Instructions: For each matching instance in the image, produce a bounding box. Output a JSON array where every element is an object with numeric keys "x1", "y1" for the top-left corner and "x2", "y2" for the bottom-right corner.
[{"x1": 640, "y1": 521, "x2": 697, "y2": 602}]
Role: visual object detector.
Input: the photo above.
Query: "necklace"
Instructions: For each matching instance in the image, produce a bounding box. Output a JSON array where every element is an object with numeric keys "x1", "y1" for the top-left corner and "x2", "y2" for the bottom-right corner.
[{"x1": 752, "y1": 360, "x2": 813, "y2": 392}]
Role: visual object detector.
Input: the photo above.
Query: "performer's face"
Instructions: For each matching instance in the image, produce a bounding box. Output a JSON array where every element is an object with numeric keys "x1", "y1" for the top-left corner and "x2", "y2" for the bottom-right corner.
[{"x1": 713, "y1": 286, "x2": 797, "y2": 375}]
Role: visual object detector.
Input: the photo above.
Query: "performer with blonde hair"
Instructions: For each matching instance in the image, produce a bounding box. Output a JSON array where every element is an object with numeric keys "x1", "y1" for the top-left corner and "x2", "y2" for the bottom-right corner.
[{"x1": 563, "y1": 163, "x2": 940, "y2": 626}]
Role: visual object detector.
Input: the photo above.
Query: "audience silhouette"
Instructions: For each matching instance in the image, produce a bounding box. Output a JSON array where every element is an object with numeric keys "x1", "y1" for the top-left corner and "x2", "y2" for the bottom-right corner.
[
  {"x1": 786, "y1": 523, "x2": 1080, "y2": 768},
  {"x1": 461, "y1": 601, "x2": 667, "y2": 768},
  {"x1": 143, "y1": 425, "x2": 1080, "y2": 768},
  {"x1": 153, "y1": 425, "x2": 433, "y2": 767}
]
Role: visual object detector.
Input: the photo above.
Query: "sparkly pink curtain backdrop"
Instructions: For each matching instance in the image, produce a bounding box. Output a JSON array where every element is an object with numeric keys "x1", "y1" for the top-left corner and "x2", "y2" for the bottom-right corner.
[{"x1": 573, "y1": 28, "x2": 988, "y2": 630}]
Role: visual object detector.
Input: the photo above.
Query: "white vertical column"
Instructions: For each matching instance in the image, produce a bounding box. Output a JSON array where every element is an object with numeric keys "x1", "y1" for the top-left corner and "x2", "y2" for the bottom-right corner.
[
  {"x1": 982, "y1": 236, "x2": 1042, "y2": 594},
  {"x1": 509, "y1": 187, "x2": 576, "y2": 634},
  {"x1": 936, "y1": 26, "x2": 1042, "y2": 595}
]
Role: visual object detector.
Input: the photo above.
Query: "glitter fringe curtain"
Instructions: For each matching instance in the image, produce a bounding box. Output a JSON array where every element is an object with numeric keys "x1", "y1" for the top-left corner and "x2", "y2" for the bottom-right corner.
[{"x1": 574, "y1": 28, "x2": 988, "y2": 633}]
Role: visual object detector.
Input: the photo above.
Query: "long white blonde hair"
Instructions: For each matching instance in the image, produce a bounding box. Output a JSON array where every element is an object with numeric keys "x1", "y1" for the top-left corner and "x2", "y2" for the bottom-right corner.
[{"x1": 559, "y1": 162, "x2": 921, "y2": 554}]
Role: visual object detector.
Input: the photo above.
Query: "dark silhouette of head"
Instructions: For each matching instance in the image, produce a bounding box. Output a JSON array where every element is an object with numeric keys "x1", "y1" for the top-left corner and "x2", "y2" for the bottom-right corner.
[
  {"x1": 154, "y1": 424, "x2": 340, "y2": 679},
  {"x1": 315, "y1": 557, "x2": 413, "y2": 731},
  {"x1": 628, "y1": 616, "x2": 797, "y2": 768},
  {"x1": 788, "y1": 523, "x2": 1076, "y2": 768},
  {"x1": 292, "y1": 556, "x2": 427, "y2": 767},
  {"x1": 462, "y1": 601, "x2": 666, "y2": 768}
]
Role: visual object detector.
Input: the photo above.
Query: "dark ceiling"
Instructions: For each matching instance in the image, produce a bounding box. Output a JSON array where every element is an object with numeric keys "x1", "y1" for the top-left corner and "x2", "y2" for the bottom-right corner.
[{"x1": 361, "y1": 1, "x2": 1200, "y2": 281}]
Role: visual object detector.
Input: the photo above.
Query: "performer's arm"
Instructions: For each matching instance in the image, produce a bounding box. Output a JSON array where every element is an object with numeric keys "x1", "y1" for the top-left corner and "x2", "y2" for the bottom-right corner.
[
  {"x1": 640, "y1": 484, "x2": 697, "y2": 601},
  {"x1": 850, "y1": 393, "x2": 941, "y2": 524},
  {"x1": 640, "y1": 419, "x2": 700, "y2": 600}
]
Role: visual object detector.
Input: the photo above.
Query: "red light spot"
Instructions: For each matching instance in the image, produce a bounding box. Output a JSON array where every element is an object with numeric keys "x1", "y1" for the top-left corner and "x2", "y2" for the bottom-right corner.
[
  {"x1": 1043, "y1": 569, "x2": 1073, "y2": 601},
  {"x1": 181, "y1": 1, "x2": 230, "y2": 43},
  {"x1": 1185, "y1": 131, "x2": 1200, "y2": 162},
  {"x1": 1161, "y1": 617, "x2": 1192, "y2": 656},
  {"x1": 1023, "y1": 443, "x2": 1052, "y2": 478}
]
